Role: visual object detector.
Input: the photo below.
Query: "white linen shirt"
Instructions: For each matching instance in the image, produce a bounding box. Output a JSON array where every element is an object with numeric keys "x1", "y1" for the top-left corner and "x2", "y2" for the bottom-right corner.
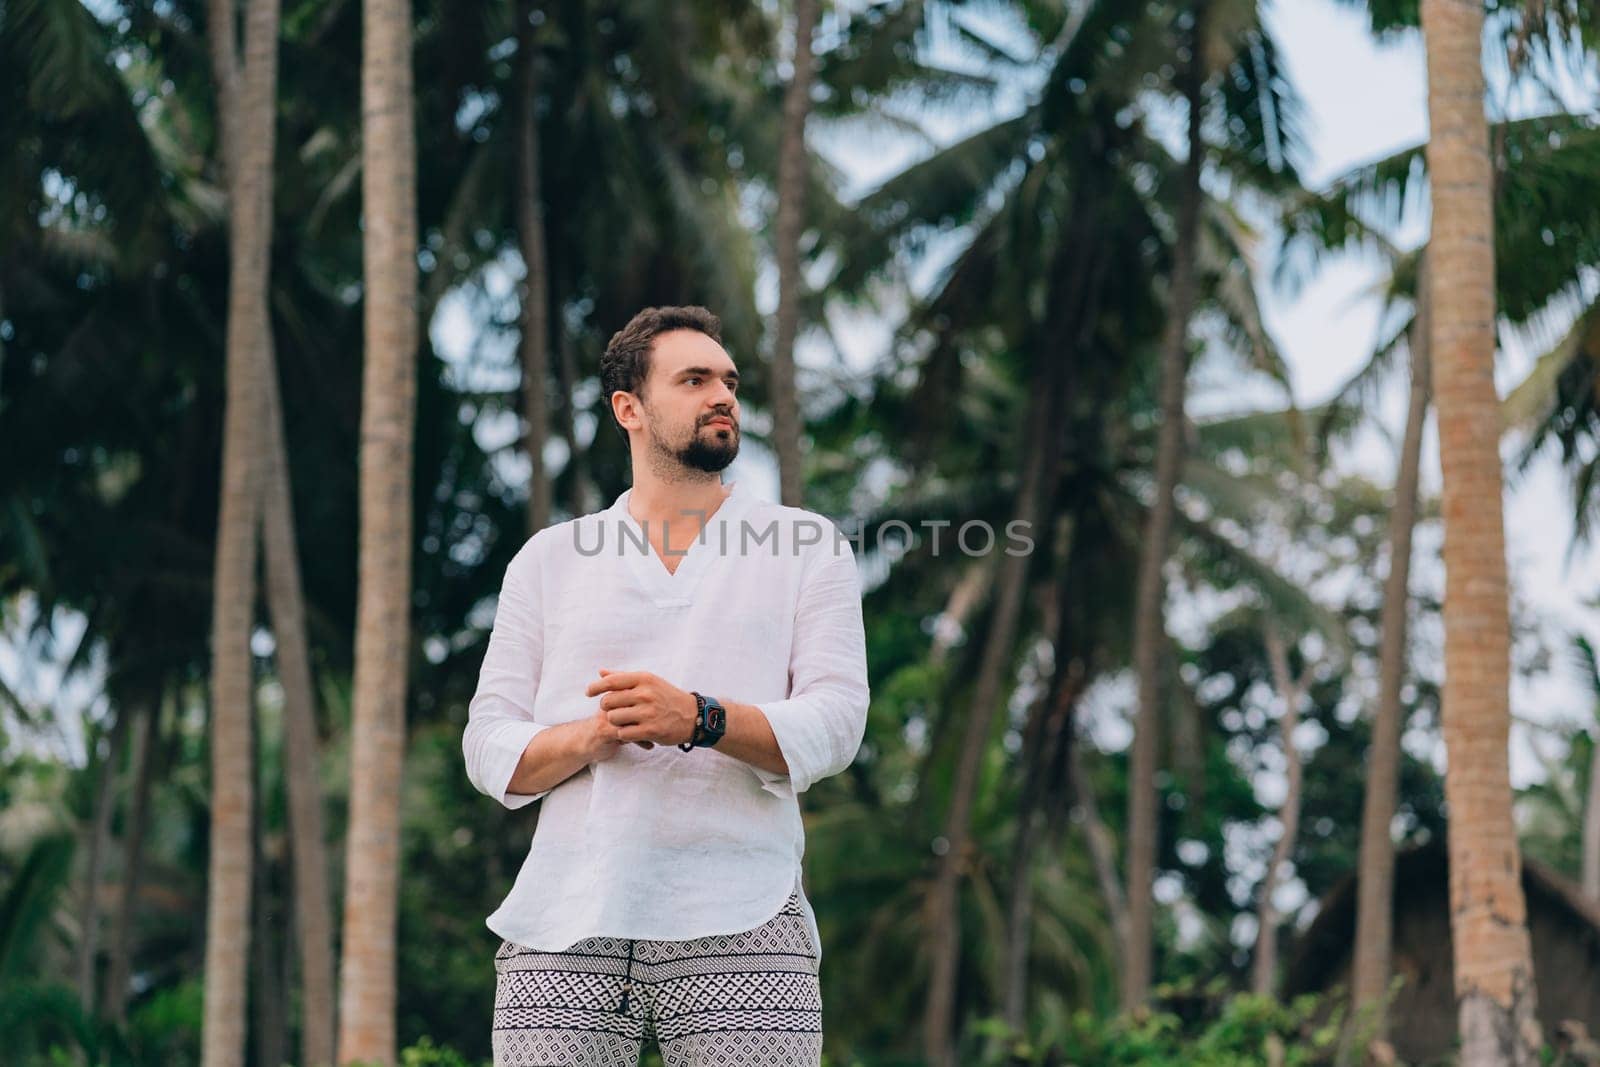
[{"x1": 462, "y1": 477, "x2": 870, "y2": 964}]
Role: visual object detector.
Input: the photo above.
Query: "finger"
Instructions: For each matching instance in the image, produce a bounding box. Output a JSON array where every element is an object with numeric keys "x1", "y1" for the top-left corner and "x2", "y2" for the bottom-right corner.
[
  {"x1": 585, "y1": 670, "x2": 644, "y2": 697},
  {"x1": 606, "y1": 706, "x2": 646, "y2": 727},
  {"x1": 599, "y1": 690, "x2": 646, "y2": 712}
]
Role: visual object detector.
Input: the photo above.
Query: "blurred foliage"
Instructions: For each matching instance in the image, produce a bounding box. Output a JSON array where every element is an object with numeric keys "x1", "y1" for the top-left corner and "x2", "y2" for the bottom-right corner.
[{"x1": 2, "y1": 0, "x2": 1598, "y2": 1064}]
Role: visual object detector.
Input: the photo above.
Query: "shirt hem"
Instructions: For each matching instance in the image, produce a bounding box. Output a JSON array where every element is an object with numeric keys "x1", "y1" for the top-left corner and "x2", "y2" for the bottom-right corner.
[{"x1": 486, "y1": 866, "x2": 817, "y2": 959}]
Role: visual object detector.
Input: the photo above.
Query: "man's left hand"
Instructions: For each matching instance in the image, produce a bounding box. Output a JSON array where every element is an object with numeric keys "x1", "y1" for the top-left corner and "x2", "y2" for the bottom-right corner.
[{"x1": 587, "y1": 668, "x2": 699, "y2": 748}]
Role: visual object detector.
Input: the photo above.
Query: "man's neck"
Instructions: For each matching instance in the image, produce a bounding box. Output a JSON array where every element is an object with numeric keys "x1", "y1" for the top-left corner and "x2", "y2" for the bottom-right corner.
[{"x1": 627, "y1": 472, "x2": 732, "y2": 529}]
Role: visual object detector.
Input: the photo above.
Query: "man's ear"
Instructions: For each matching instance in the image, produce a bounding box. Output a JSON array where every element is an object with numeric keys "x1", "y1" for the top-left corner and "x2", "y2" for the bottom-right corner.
[{"x1": 611, "y1": 389, "x2": 641, "y2": 432}]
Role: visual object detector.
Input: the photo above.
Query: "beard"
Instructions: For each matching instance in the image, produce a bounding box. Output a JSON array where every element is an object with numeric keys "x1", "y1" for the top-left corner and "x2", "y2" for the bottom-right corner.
[{"x1": 645, "y1": 408, "x2": 740, "y2": 474}]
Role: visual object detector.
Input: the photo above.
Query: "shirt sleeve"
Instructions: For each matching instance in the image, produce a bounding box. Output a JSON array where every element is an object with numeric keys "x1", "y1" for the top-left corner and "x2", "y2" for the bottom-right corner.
[
  {"x1": 751, "y1": 537, "x2": 871, "y2": 798},
  {"x1": 463, "y1": 538, "x2": 554, "y2": 809}
]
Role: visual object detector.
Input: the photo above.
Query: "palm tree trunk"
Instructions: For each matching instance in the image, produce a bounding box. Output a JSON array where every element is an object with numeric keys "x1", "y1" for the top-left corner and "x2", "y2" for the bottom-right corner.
[
  {"x1": 769, "y1": 0, "x2": 818, "y2": 508},
  {"x1": 337, "y1": 0, "x2": 418, "y2": 1058},
  {"x1": 203, "y1": 0, "x2": 279, "y2": 1061},
  {"x1": 1002, "y1": 628, "x2": 1085, "y2": 1032},
  {"x1": 1252, "y1": 625, "x2": 1310, "y2": 997},
  {"x1": 556, "y1": 321, "x2": 597, "y2": 517},
  {"x1": 921, "y1": 358, "x2": 1064, "y2": 1067},
  {"x1": 1349, "y1": 263, "x2": 1431, "y2": 1037},
  {"x1": 1585, "y1": 718, "x2": 1600, "y2": 899},
  {"x1": 260, "y1": 344, "x2": 336, "y2": 1067},
  {"x1": 516, "y1": 0, "x2": 552, "y2": 535},
  {"x1": 105, "y1": 699, "x2": 158, "y2": 1021},
  {"x1": 1073, "y1": 741, "x2": 1129, "y2": 954},
  {"x1": 997, "y1": 580, "x2": 1062, "y2": 1036},
  {"x1": 918, "y1": 190, "x2": 1111, "y2": 1060},
  {"x1": 77, "y1": 707, "x2": 129, "y2": 1015},
  {"x1": 1420, "y1": 1, "x2": 1541, "y2": 1061},
  {"x1": 1123, "y1": 0, "x2": 1207, "y2": 1012},
  {"x1": 251, "y1": 698, "x2": 287, "y2": 1067},
  {"x1": 930, "y1": 559, "x2": 994, "y2": 668}
]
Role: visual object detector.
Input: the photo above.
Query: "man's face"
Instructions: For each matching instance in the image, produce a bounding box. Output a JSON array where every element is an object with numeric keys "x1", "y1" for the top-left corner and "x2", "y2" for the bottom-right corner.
[{"x1": 632, "y1": 329, "x2": 742, "y2": 473}]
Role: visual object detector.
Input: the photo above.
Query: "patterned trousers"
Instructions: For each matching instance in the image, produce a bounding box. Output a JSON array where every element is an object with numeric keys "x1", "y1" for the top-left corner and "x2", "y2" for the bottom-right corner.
[{"x1": 491, "y1": 890, "x2": 823, "y2": 1066}]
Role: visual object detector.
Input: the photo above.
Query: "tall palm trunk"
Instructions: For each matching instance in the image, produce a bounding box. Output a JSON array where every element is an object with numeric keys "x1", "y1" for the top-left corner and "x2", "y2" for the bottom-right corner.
[
  {"x1": 1123, "y1": 0, "x2": 1207, "y2": 1012},
  {"x1": 77, "y1": 707, "x2": 130, "y2": 1013},
  {"x1": 997, "y1": 581, "x2": 1061, "y2": 1036},
  {"x1": 769, "y1": 0, "x2": 818, "y2": 508},
  {"x1": 1002, "y1": 611, "x2": 1084, "y2": 1031},
  {"x1": 921, "y1": 355, "x2": 1064, "y2": 1067},
  {"x1": 1252, "y1": 625, "x2": 1311, "y2": 996},
  {"x1": 337, "y1": 0, "x2": 418, "y2": 1058},
  {"x1": 929, "y1": 560, "x2": 994, "y2": 667},
  {"x1": 250, "y1": 696, "x2": 287, "y2": 1067},
  {"x1": 104, "y1": 699, "x2": 158, "y2": 1021},
  {"x1": 1349, "y1": 263, "x2": 1431, "y2": 1040},
  {"x1": 555, "y1": 321, "x2": 598, "y2": 517},
  {"x1": 516, "y1": 0, "x2": 552, "y2": 535},
  {"x1": 202, "y1": 0, "x2": 279, "y2": 1061},
  {"x1": 1421, "y1": 1, "x2": 1541, "y2": 1060},
  {"x1": 918, "y1": 197, "x2": 1111, "y2": 1061},
  {"x1": 1585, "y1": 705, "x2": 1600, "y2": 899},
  {"x1": 260, "y1": 350, "x2": 336, "y2": 1066},
  {"x1": 1073, "y1": 740, "x2": 1129, "y2": 953}
]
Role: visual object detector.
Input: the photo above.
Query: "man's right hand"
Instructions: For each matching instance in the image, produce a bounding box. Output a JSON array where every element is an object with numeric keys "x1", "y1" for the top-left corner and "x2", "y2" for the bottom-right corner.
[
  {"x1": 588, "y1": 705, "x2": 627, "y2": 762},
  {"x1": 509, "y1": 712, "x2": 626, "y2": 799}
]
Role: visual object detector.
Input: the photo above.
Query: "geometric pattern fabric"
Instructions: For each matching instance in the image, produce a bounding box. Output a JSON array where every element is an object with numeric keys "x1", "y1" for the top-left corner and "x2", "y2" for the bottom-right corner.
[{"x1": 492, "y1": 890, "x2": 822, "y2": 1066}]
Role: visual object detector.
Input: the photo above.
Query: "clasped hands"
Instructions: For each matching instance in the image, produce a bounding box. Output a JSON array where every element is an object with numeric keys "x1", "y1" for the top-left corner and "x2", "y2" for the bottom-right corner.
[{"x1": 585, "y1": 667, "x2": 699, "y2": 752}]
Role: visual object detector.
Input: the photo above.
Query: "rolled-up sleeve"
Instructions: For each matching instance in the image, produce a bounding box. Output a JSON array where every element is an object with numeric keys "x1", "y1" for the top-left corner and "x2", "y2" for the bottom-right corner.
[
  {"x1": 463, "y1": 539, "x2": 554, "y2": 809},
  {"x1": 752, "y1": 540, "x2": 871, "y2": 797}
]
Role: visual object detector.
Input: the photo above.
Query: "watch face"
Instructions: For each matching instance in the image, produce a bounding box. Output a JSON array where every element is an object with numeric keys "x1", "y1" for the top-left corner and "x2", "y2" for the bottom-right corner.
[{"x1": 708, "y1": 707, "x2": 726, "y2": 731}]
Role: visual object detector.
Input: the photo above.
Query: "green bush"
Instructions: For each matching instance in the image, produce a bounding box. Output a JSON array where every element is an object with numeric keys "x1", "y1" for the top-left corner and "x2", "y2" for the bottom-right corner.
[
  {"x1": 970, "y1": 990, "x2": 1343, "y2": 1066},
  {"x1": 397, "y1": 1036, "x2": 486, "y2": 1067}
]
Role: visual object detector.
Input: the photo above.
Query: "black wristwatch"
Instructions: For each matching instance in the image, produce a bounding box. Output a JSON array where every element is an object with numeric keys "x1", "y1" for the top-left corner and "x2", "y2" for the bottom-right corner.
[{"x1": 679, "y1": 692, "x2": 727, "y2": 751}]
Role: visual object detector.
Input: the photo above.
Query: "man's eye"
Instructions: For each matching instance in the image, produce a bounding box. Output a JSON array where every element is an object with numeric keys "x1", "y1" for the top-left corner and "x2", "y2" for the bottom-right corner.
[{"x1": 686, "y1": 377, "x2": 701, "y2": 386}]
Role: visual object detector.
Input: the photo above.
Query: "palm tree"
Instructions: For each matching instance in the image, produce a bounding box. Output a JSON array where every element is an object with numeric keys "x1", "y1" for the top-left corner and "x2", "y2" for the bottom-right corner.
[
  {"x1": 515, "y1": 0, "x2": 552, "y2": 535},
  {"x1": 921, "y1": 330, "x2": 1068, "y2": 1067},
  {"x1": 1420, "y1": 0, "x2": 1541, "y2": 1059},
  {"x1": 1349, "y1": 254, "x2": 1429, "y2": 1045},
  {"x1": 1251, "y1": 623, "x2": 1315, "y2": 995},
  {"x1": 259, "y1": 355, "x2": 337, "y2": 1067},
  {"x1": 76, "y1": 703, "x2": 130, "y2": 1013},
  {"x1": 1272, "y1": 223, "x2": 1433, "y2": 1041},
  {"x1": 202, "y1": 0, "x2": 281, "y2": 1063},
  {"x1": 336, "y1": 0, "x2": 418, "y2": 1059},
  {"x1": 770, "y1": 0, "x2": 819, "y2": 508},
  {"x1": 1281, "y1": 97, "x2": 1600, "y2": 1046},
  {"x1": 1123, "y1": 0, "x2": 1207, "y2": 1011},
  {"x1": 103, "y1": 700, "x2": 158, "y2": 1022},
  {"x1": 817, "y1": 0, "x2": 1306, "y2": 1043}
]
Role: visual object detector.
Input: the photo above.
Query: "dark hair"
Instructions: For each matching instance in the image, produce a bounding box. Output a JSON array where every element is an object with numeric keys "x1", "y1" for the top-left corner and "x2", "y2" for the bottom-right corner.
[{"x1": 600, "y1": 305, "x2": 723, "y2": 438}]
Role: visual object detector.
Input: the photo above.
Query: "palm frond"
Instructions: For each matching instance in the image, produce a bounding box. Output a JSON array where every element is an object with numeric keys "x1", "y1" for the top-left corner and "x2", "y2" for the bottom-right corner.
[
  {"x1": 1198, "y1": 196, "x2": 1294, "y2": 396},
  {"x1": 1174, "y1": 508, "x2": 1353, "y2": 663},
  {"x1": 1504, "y1": 296, "x2": 1600, "y2": 438},
  {"x1": 0, "y1": 833, "x2": 74, "y2": 984}
]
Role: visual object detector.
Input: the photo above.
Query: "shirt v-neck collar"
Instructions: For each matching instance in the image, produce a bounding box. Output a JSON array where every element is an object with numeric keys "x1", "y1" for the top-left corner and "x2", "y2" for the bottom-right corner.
[{"x1": 607, "y1": 478, "x2": 755, "y2": 607}]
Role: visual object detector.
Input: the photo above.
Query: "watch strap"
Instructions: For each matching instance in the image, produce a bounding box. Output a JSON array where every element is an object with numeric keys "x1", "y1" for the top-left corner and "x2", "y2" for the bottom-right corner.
[
  {"x1": 679, "y1": 692, "x2": 706, "y2": 752},
  {"x1": 679, "y1": 691, "x2": 725, "y2": 751}
]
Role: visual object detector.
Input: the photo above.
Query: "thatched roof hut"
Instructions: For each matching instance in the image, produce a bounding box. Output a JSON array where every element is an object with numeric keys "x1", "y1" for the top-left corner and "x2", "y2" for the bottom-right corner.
[{"x1": 1282, "y1": 839, "x2": 1600, "y2": 1064}]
